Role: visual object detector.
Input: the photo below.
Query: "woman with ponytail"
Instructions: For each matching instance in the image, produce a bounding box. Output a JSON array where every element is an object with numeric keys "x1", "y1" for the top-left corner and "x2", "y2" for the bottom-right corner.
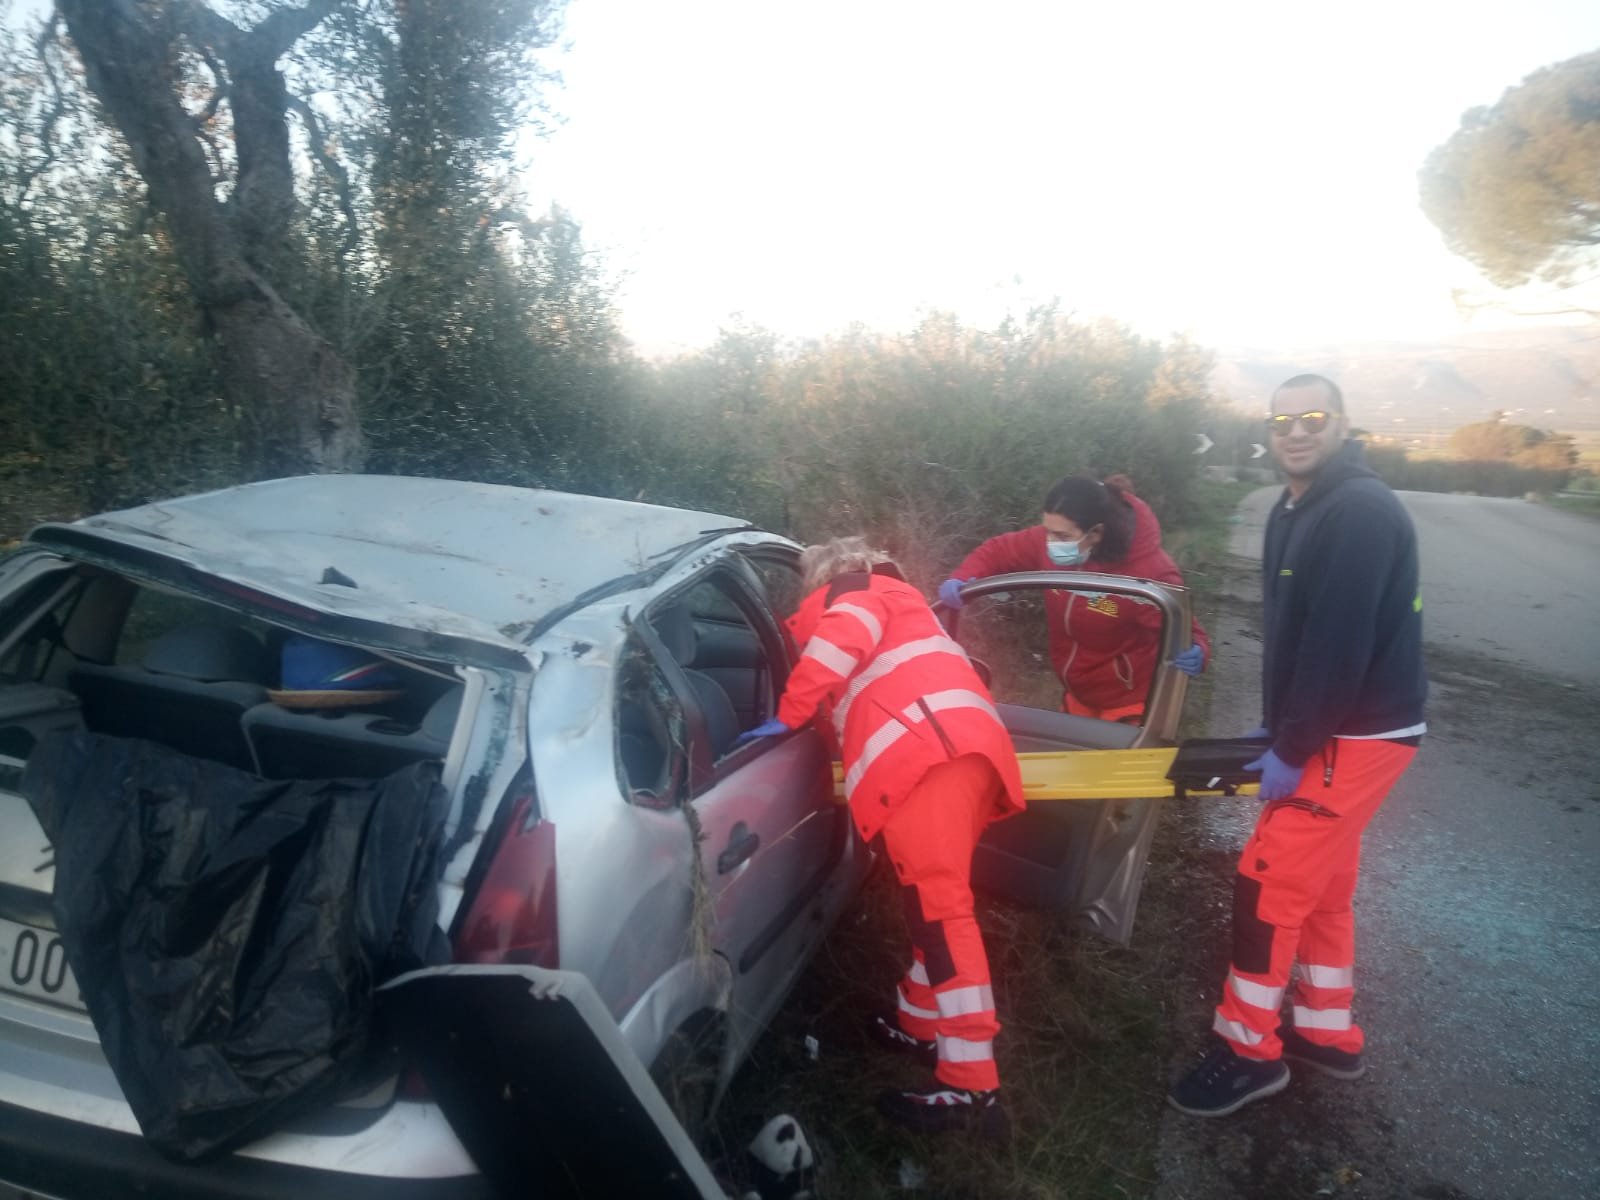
[{"x1": 939, "y1": 475, "x2": 1209, "y2": 723}]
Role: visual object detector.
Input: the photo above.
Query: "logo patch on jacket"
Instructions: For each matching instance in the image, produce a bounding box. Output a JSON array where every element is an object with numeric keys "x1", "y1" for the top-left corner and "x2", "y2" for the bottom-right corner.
[{"x1": 1086, "y1": 594, "x2": 1119, "y2": 617}]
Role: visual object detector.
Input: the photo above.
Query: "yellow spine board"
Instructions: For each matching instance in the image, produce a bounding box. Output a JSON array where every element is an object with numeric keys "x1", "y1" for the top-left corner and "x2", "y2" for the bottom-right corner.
[{"x1": 831, "y1": 748, "x2": 1260, "y2": 802}]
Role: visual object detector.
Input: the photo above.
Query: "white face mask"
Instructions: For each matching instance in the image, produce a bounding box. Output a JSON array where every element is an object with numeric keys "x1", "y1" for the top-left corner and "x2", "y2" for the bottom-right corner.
[{"x1": 1046, "y1": 538, "x2": 1087, "y2": 567}]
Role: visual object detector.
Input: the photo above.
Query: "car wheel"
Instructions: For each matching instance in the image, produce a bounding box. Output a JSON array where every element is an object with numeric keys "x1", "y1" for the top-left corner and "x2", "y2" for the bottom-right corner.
[{"x1": 649, "y1": 1012, "x2": 724, "y2": 1147}]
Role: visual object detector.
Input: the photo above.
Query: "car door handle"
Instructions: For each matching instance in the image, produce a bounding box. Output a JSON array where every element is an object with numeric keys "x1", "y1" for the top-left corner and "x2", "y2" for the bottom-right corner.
[{"x1": 717, "y1": 823, "x2": 760, "y2": 874}]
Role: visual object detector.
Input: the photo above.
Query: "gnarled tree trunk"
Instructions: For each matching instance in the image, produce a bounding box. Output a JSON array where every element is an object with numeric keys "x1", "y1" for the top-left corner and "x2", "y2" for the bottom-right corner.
[{"x1": 56, "y1": 0, "x2": 362, "y2": 477}]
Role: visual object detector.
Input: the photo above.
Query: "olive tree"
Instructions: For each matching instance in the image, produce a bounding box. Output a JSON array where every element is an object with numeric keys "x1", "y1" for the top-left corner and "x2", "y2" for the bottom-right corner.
[{"x1": 53, "y1": 0, "x2": 364, "y2": 475}]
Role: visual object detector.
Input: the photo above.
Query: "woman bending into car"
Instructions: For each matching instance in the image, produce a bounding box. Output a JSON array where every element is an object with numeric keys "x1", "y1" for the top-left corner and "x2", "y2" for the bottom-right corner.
[
  {"x1": 736, "y1": 536, "x2": 1023, "y2": 1137},
  {"x1": 940, "y1": 474, "x2": 1210, "y2": 724}
]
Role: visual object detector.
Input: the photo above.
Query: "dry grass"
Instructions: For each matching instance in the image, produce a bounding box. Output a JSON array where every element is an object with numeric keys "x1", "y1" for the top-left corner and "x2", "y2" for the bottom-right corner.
[{"x1": 710, "y1": 814, "x2": 1210, "y2": 1199}]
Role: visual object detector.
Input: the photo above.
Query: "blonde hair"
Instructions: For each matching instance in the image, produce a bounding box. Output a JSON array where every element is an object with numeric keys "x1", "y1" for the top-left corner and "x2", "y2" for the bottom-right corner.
[{"x1": 798, "y1": 536, "x2": 893, "y2": 594}]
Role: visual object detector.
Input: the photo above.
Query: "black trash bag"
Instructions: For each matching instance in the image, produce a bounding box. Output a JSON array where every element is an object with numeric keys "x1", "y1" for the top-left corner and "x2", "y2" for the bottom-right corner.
[{"x1": 21, "y1": 730, "x2": 451, "y2": 1162}]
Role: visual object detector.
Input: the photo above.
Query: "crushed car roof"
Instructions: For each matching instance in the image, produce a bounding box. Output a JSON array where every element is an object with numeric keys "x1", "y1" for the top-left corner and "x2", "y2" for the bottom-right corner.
[{"x1": 27, "y1": 476, "x2": 750, "y2": 648}]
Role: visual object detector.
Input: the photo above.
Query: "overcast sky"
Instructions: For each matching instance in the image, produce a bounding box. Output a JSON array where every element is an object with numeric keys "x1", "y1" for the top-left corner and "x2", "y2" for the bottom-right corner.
[{"x1": 522, "y1": 0, "x2": 1600, "y2": 355}]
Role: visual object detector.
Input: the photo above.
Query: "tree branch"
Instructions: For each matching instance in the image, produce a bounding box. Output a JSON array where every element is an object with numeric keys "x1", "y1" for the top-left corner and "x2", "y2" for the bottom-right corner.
[
  {"x1": 171, "y1": 0, "x2": 242, "y2": 56},
  {"x1": 252, "y1": 0, "x2": 348, "y2": 61},
  {"x1": 287, "y1": 93, "x2": 359, "y2": 264},
  {"x1": 191, "y1": 40, "x2": 228, "y2": 129},
  {"x1": 485, "y1": 205, "x2": 555, "y2": 244},
  {"x1": 18, "y1": 12, "x2": 70, "y2": 204}
]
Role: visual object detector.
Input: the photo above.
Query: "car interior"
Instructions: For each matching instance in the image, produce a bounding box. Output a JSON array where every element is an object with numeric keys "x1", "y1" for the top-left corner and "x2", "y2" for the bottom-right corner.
[
  {"x1": 0, "y1": 567, "x2": 464, "y2": 784},
  {"x1": 615, "y1": 576, "x2": 778, "y2": 802}
]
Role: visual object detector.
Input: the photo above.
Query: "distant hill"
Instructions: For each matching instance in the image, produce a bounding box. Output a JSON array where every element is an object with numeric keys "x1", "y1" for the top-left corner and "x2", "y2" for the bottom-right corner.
[{"x1": 1213, "y1": 327, "x2": 1600, "y2": 448}]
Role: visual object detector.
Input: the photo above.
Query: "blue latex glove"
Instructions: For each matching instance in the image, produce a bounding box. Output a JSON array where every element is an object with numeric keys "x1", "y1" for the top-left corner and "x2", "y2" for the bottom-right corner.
[
  {"x1": 734, "y1": 717, "x2": 790, "y2": 748},
  {"x1": 1244, "y1": 748, "x2": 1302, "y2": 801},
  {"x1": 937, "y1": 577, "x2": 966, "y2": 610},
  {"x1": 1172, "y1": 643, "x2": 1205, "y2": 676}
]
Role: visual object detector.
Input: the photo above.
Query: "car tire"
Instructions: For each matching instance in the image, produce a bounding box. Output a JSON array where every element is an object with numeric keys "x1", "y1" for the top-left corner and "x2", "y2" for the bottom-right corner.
[{"x1": 649, "y1": 1013, "x2": 724, "y2": 1148}]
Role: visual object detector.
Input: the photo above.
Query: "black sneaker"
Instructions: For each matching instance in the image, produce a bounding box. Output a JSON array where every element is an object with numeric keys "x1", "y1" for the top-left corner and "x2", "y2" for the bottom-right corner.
[
  {"x1": 867, "y1": 1013, "x2": 937, "y2": 1065},
  {"x1": 877, "y1": 1083, "x2": 1009, "y2": 1138},
  {"x1": 1167, "y1": 1040, "x2": 1291, "y2": 1117},
  {"x1": 1281, "y1": 1026, "x2": 1365, "y2": 1080}
]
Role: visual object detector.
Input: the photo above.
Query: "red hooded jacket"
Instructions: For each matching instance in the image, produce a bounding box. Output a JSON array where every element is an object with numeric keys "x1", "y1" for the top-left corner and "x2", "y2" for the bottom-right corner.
[{"x1": 950, "y1": 492, "x2": 1209, "y2": 712}]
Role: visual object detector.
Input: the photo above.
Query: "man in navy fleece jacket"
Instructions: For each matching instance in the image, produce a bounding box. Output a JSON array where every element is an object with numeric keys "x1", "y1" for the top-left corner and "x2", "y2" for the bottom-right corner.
[{"x1": 1169, "y1": 373, "x2": 1428, "y2": 1118}]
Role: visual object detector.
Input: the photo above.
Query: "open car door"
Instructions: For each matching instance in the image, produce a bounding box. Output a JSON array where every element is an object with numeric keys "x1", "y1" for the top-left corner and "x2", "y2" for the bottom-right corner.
[{"x1": 944, "y1": 570, "x2": 1193, "y2": 945}]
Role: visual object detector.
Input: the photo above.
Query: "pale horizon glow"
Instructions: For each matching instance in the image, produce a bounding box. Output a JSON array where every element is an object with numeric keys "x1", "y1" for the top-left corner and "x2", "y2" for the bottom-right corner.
[{"x1": 524, "y1": 0, "x2": 1600, "y2": 356}]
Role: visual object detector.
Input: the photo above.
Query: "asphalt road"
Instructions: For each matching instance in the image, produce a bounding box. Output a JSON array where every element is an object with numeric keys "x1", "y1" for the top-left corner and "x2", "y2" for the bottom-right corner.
[
  {"x1": 1155, "y1": 488, "x2": 1600, "y2": 1200},
  {"x1": 1376, "y1": 491, "x2": 1600, "y2": 685}
]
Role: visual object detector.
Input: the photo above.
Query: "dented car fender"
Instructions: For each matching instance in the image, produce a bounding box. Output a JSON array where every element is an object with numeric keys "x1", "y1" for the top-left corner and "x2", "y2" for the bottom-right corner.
[{"x1": 617, "y1": 952, "x2": 734, "y2": 1072}]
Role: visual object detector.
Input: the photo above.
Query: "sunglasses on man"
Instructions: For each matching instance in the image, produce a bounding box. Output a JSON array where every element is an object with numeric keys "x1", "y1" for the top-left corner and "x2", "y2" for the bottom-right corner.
[{"x1": 1265, "y1": 410, "x2": 1332, "y2": 435}]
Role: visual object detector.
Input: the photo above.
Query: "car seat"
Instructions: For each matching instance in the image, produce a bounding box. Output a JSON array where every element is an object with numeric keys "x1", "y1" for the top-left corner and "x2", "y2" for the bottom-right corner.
[
  {"x1": 682, "y1": 620, "x2": 768, "y2": 731},
  {"x1": 649, "y1": 605, "x2": 740, "y2": 758},
  {"x1": 243, "y1": 685, "x2": 463, "y2": 780},
  {"x1": 69, "y1": 625, "x2": 272, "y2": 771}
]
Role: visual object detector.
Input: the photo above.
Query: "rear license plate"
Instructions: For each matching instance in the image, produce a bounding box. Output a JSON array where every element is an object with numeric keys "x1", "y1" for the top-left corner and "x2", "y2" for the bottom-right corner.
[{"x1": 0, "y1": 916, "x2": 83, "y2": 1011}]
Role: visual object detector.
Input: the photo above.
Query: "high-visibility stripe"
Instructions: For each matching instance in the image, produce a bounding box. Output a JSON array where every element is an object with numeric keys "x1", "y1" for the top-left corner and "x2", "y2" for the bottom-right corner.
[
  {"x1": 897, "y1": 992, "x2": 939, "y2": 1022},
  {"x1": 1212, "y1": 1012, "x2": 1266, "y2": 1046},
  {"x1": 828, "y1": 602, "x2": 884, "y2": 648},
  {"x1": 911, "y1": 1089, "x2": 974, "y2": 1107},
  {"x1": 1228, "y1": 971, "x2": 1284, "y2": 1011},
  {"x1": 936, "y1": 1034, "x2": 995, "y2": 1063},
  {"x1": 834, "y1": 634, "x2": 971, "y2": 732},
  {"x1": 907, "y1": 687, "x2": 1001, "y2": 726},
  {"x1": 936, "y1": 984, "x2": 995, "y2": 1019},
  {"x1": 908, "y1": 959, "x2": 930, "y2": 986},
  {"x1": 844, "y1": 719, "x2": 911, "y2": 796},
  {"x1": 842, "y1": 691, "x2": 1004, "y2": 799},
  {"x1": 802, "y1": 635, "x2": 859, "y2": 678},
  {"x1": 1292, "y1": 1005, "x2": 1352, "y2": 1032},
  {"x1": 1302, "y1": 963, "x2": 1354, "y2": 990}
]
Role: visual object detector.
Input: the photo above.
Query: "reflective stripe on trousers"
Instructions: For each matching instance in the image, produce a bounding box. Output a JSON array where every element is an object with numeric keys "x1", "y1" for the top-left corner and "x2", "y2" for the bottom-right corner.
[
  {"x1": 1212, "y1": 737, "x2": 1415, "y2": 1060},
  {"x1": 885, "y1": 755, "x2": 1003, "y2": 1092}
]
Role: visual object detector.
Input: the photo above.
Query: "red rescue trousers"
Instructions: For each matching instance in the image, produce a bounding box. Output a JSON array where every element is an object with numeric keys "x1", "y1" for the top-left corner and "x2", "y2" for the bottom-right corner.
[
  {"x1": 1214, "y1": 736, "x2": 1417, "y2": 1061},
  {"x1": 882, "y1": 754, "x2": 1003, "y2": 1092}
]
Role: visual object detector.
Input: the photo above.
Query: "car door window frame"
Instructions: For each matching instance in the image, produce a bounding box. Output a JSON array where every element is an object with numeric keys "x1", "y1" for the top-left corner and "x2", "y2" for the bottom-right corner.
[
  {"x1": 635, "y1": 561, "x2": 792, "y2": 796},
  {"x1": 722, "y1": 549, "x2": 801, "y2": 692},
  {"x1": 940, "y1": 570, "x2": 1193, "y2": 745},
  {"x1": 613, "y1": 629, "x2": 690, "y2": 810},
  {"x1": 732, "y1": 547, "x2": 805, "y2": 661}
]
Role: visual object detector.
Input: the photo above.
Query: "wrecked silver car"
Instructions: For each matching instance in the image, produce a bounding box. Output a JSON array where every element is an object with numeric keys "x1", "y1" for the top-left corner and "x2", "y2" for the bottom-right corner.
[
  {"x1": 0, "y1": 475, "x2": 873, "y2": 1197},
  {"x1": 0, "y1": 475, "x2": 1202, "y2": 1197}
]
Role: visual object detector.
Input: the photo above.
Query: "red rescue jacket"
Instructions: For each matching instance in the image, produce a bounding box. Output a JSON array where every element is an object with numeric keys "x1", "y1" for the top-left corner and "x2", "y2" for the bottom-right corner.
[
  {"x1": 951, "y1": 492, "x2": 1210, "y2": 712},
  {"x1": 778, "y1": 568, "x2": 1024, "y2": 841}
]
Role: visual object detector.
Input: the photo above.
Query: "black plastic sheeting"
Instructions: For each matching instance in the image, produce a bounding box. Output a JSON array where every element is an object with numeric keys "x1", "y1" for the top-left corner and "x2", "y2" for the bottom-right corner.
[{"x1": 21, "y1": 731, "x2": 451, "y2": 1162}]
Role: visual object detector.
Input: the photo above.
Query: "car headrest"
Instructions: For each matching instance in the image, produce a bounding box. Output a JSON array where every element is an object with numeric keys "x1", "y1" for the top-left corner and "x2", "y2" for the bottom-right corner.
[
  {"x1": 650, "y1": 604, "x2": 697, "y2": 666},
  {"x1": 141, "y1": 625, "x2": 272, "y2": 683}
]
